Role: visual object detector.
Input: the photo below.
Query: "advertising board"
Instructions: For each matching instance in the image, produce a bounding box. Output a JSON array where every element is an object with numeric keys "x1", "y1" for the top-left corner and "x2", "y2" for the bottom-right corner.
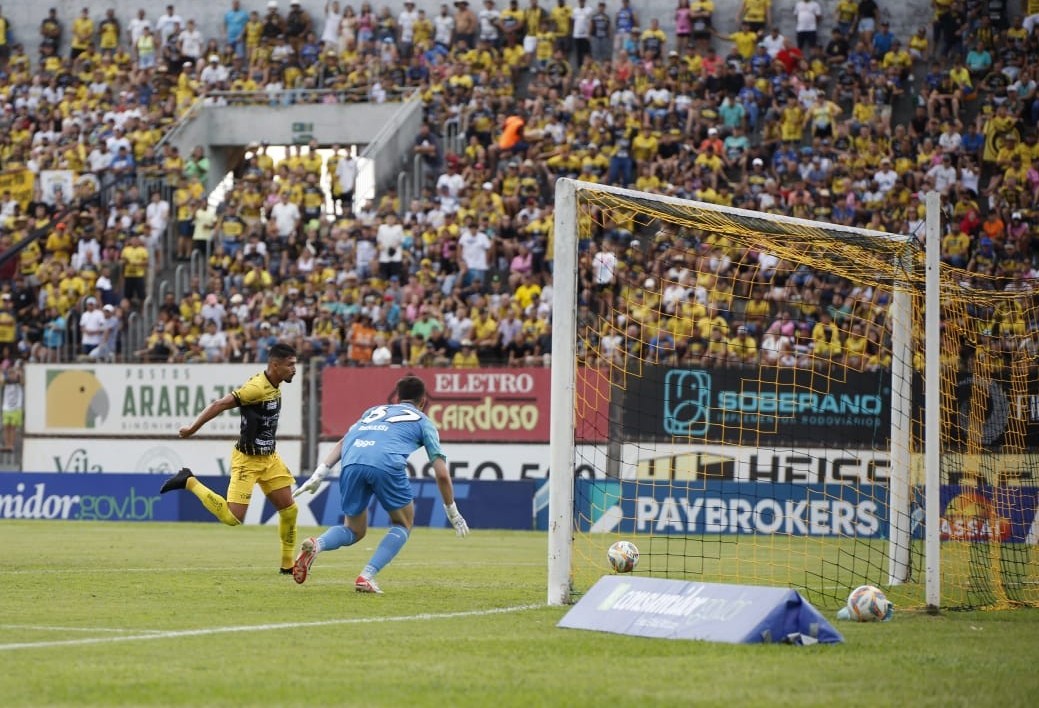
[
  {"x1": 621, "y1": 366, "x2": 889, "y2": 445},
  {"x1": 618, "y1": 365, "x2": 1039, "y2": 450},
  {"x1": 22, "y1": 439, "x2": 303, "y2": 477},
  {"x1": 320, "y1": 367, "x2": 609, "y2": 443},
  {"x1": 574, "y1": 481, "x2": 889, "y2": 537},
  {"x1": 926, "y1": 373, "x2": 1039, "y2": 450},
  {"x1": 24, "y1": 363, "x2": 304, "y2": 437},
  {"x1": 558, "y1": 576, "x2": 842, "y2": 645},
  {"x1": 617, "y1": 443, "x2": 890, "y2": 483},
  {"x1": 271, "y1": 477, "x2": 535, "y2": 529},
  {"x1": 557, "y1": 480, "x2": 1039, "y2": 544},
  {"x1": 0, "y1": 473, "x2": 536, "y2": 530},
  {"x1": 315, "y1": 442, "x2": 608, "y2": 480},
  {"x1": 933, "y1": 485, "x2": 1039, "y2": 544},
  {"x1": 0, "y1": 473, "x2": 177, "y2": 521}
]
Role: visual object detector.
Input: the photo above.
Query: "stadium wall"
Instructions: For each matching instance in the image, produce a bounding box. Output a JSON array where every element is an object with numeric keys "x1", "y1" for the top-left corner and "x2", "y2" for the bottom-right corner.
[{"x1": 6, "y1": 0, "x2": 959, "y2": 63}]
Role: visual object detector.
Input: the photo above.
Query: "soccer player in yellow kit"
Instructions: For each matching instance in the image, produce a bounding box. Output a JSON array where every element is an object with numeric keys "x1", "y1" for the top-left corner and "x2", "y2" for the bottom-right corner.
[{"x1": 160, "y1": 343, "x2": 299, "y2": 574}]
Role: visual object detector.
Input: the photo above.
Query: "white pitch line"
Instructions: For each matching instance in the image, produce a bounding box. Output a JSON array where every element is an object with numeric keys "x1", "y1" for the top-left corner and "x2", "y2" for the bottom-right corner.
[
  {"x1": 0, "y1": 567, "x2": 255, "y2": 576},
  {"x1": 0, "y1": 604, "x2": 543, "y2": 652},
  {"x1": 0, "y1": 625, "x2": 165, "y2": 634},
  {"x1": 0, "y1": 567, "x2": 293, "y2": 576},
  {"x1": 0, "y1": 561, "x2": 543, "y2": 576}
]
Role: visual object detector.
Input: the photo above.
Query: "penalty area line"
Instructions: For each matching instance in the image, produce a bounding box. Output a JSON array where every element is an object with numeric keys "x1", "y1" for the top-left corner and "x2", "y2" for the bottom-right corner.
[{"x1": 0, "y1": 604, "x2": 543, "y2": 652}]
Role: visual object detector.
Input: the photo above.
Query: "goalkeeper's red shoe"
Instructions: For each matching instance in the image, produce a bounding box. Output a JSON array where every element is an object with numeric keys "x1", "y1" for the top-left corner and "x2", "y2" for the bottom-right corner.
[
  {"x1": 292, "y1": 537, "x2": 319, "y2": 585},
  {"x1": 354, "y1": 575, "x2": 383, "y2": 594}
]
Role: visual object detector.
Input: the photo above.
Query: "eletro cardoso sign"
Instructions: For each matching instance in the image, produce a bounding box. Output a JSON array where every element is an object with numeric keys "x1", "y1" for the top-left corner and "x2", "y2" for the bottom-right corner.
[
  {"x1": 25, "y1": 364, "x2": 304, "y2": 437},
  {"x1": 321, "y1": 368, "x2": 608, "y2": 443}
]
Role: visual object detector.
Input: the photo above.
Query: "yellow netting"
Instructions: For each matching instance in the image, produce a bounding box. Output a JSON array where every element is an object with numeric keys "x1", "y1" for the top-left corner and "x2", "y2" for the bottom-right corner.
[{"x1": 568, "y1": 187, "x2": 1039, "y2": 610}]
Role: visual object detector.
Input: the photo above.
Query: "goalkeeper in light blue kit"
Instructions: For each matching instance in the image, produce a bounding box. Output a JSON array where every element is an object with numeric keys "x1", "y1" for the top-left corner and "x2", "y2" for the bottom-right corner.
[{"x1": 291, "y1": 375, "x2": 469, "y2": 593}]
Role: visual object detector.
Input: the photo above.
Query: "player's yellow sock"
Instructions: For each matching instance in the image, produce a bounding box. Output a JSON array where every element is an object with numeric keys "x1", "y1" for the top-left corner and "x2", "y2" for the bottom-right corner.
[
  {"x1": 185, "y1": 477, "x2": 241, "y2": 526},
  {"x1": 278, "y1": 504, "x2": 298, "y2": 569}
]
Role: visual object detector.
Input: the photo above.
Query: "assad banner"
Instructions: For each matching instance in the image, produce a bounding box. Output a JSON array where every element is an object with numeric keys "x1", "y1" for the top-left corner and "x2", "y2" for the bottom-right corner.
[
  {"x1": 320, "y1": 367, "x2": 610, "y2": 443},
  {"x1": 931, "y1": 485, "x2": 1039, "y2": 544},
  {"x1": 22, "y1": 438, "x2": 303, "y2": 477},
  {"x1": 24, "y1": 363, "x2": 304, "y2": 437},
  {"x1": 621, "y1": 366, "x2": 890, "y2": 446},
  {"x1": 315, "y1": 442, "x2": 609, "y2": 480}
]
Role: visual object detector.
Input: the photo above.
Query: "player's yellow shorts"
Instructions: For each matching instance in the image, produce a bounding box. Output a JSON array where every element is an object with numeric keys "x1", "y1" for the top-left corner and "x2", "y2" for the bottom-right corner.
[
  {"x1": 226, "y1": 448, "x2": 294, "y2": 505},
  {"x1": 2, "y1": 410, "x2": 22, "y2": 427}
]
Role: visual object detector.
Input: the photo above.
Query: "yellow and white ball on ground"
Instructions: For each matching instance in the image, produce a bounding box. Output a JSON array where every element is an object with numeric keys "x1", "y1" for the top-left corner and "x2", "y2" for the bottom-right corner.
[
  {"x1": 607, "y1": 540, "x2": 639, "y2": 573},
  {"x1": 846, "y1": 584, "x2": 893, "y2": 622}
]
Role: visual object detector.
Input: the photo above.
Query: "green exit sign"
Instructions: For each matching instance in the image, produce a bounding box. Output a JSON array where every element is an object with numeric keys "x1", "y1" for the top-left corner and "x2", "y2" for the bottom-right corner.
[{"x1": 291, "y1": 122, "x2": 314, "y2": 132}]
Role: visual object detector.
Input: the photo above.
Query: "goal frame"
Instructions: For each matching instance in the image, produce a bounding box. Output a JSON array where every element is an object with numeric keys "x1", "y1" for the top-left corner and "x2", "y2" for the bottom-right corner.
[{"x1": 547, "y1": 178, "x2": 942, "y2": 607}]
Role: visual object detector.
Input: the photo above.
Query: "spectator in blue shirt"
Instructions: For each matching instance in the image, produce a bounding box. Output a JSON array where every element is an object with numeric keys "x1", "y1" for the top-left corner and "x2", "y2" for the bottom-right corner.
[
  {"x1": 225, "y1": 0, "x2": 249, "y2": 57},
  {"x1": 871, "y1": 21, "x2": 894, "y2": 58},
  {"x1": 965, "y1": 41, "x2": 992, "y2": 78}
]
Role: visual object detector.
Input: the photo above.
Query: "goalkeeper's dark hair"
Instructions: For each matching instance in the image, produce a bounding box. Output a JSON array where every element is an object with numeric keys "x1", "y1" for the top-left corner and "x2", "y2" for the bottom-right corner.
[
  {"x1": 269, "y1": 342, "x2": 297, "y2": 361},
  {"x1": 395, "y1": 375, "x2": 426, "y2": 404}
]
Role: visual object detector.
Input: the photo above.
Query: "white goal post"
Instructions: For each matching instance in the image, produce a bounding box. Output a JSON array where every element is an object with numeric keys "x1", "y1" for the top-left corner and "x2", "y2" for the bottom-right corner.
[{"x1": 547, "y1": 178, "x2": 942, "y2": 607}]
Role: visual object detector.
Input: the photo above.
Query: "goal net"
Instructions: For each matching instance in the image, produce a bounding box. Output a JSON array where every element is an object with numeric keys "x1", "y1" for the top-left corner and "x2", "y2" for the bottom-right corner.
[{"x1": 549, "y1": 179, "x2": 1039, "y2": 611}]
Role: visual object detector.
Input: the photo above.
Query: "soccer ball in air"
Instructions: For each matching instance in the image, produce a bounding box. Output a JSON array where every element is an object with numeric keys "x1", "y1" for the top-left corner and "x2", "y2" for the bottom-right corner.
[
  {"x1": 846, "y1": 584, "x2": 893, "y2": 622},
  {"x1": 607, "y1": 540, "x2": 639, "y2": 573}
]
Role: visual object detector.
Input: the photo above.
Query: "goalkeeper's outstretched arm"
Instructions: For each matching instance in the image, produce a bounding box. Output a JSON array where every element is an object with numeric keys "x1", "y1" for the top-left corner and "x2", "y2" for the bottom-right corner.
[
  {"x1": 320, "y1": 440, "x2": 344, "y2": 468},
  {"x1": 433, "y1": 457, "x2": 469, "y2": 536},
  {"x1": 293, "y1": 440, "x2": 343, "y2": 497},
  {"x1": 432, "y1": 456, "x2": 454, "y2": 506}
]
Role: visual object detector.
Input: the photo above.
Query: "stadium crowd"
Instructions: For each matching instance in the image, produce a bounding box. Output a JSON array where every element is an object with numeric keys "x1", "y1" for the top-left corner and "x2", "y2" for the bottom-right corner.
[{"x1": 0, "y1": 0, "x2": 1036, "y2": 381}]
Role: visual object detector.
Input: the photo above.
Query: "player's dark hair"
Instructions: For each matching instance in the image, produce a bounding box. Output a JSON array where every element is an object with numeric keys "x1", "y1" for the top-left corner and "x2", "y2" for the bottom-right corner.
[
  {"x1": 269, "y1": 342, "x2": 297, "y2": 361},
  {"x1": 395, "y1": 375, "x2": 426, "y2": 404}
]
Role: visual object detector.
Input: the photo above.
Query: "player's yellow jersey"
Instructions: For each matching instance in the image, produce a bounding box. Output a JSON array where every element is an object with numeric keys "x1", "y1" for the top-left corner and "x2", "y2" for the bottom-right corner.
[{"x1": 233, "y1": 371, "x2": 283, "y2": 456}]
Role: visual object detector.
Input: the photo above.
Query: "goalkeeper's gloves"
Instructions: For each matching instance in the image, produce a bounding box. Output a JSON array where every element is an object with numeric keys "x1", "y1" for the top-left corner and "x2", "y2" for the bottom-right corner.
[
  {"x1": 293, "y1": 463, "x2": 331, "y2": 498},
  {"x1": 444, "y1": 502, "x2": 470, "y2": 537}
]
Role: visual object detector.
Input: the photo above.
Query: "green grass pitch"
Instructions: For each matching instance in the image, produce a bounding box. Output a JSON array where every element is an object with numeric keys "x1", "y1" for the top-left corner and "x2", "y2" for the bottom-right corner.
[{"x1": 1, "y1": 521, "x2": 1038, "y2": 707}]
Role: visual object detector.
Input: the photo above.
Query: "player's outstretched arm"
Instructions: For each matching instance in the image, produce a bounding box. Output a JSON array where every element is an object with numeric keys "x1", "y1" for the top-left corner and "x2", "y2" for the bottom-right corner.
[
  {"x1": 179, "y1": 393, "x2": 238, "y2": 438},
  {"x1": 433, "y1": 457, "x2": 469, "y2": 537},
  {"x1": 293, "y1": 440, "x2": 343, "y2": 497}
]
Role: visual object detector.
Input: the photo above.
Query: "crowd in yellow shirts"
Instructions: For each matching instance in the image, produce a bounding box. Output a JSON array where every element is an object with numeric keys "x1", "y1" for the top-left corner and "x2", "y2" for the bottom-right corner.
[{"x1": 0, "y1": 1, "x2": 1036, "y2": 372}]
